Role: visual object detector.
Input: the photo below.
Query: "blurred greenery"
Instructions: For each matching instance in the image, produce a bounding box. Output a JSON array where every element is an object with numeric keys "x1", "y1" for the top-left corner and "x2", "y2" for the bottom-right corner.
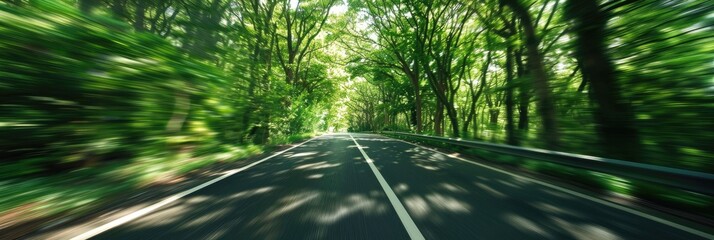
[
  {"x1": 1, "y1": 0, "x2": 712, "y2": 230},
  {"x1": 1, "y1": 2, "x2": 215, "y2": 178},
  {"x1": 344, "y1": 0, "x2": 714, "y2": 186},
  {"x1": 0, "y1": 0, "x2": 332, "y2": 223},
  {"x1": 344, "y1": 0, "x2": 714, "y2": 173},
  {"x1": 344, "y1": 0, "x2": 714, "y2": 220}
]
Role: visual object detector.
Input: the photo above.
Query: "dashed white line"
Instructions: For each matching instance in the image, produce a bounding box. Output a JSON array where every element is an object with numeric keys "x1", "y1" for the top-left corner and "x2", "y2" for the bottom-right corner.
[
  {"x1": 349, "y1": 133, "x2": 425, "y2": 240},
  {"x1": 70, "y1": 136, "x2": 319, "y2": 240},
  {"x1": 381, "y1": 134, "x2": 714, "y2": 240}
]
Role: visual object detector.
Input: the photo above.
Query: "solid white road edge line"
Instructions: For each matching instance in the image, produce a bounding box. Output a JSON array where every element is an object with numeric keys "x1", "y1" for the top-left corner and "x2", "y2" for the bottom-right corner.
[
  {"x1": 381, "y1": 134, "x2": 714, "y2": 240},
  {"x1": 349, "y1": 133, "x2": 425, "y2": 240},
  {"x1": 69, "y1": 136, "x2": 319, "y2": 240}
]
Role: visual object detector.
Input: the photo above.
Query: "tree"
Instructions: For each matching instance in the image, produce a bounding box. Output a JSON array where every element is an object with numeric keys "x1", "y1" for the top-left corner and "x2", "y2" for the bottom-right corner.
[
  {"x1": 500, "y1": 0, "x2": 560, "y2": 149},
  {"x1": 408, "y1": 0, "x2": 479, "y2": 137},
  {"x1": 275, "y1": 0, "x2": 336, "y2": 88},
  {"x1": 355, "y1": 0, "x2": 426, "y2": 133}
]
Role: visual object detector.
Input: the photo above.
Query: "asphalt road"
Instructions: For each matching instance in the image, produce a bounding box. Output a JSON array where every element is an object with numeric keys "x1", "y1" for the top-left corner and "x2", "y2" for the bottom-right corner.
[{"x1": 67, "y1": 133, "x2": 709, "y2": 239}]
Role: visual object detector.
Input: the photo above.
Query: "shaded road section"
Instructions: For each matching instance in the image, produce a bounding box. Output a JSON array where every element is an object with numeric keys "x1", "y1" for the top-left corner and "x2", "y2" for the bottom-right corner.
[
  {"x1": 74, "y1": 133, "x2": 709, "y2": 239},
  {"x1": 351, "y1": 133, "x2": 709, "y2": 240},
  {"x1": 95, "y1": 134, "x2": 409, "y2": 239}
]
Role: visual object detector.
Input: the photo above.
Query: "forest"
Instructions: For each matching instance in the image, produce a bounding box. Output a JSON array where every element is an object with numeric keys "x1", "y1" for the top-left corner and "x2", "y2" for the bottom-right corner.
[
  {"x1": 342, "y1": 0, "x2": 713, "y2": 172},
  {"x1": 0, "y1": 0, "x2": 712, "y2": 234}
]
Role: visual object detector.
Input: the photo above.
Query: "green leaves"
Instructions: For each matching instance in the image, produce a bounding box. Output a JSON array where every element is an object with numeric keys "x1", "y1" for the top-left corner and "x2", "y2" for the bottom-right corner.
[{"x1": 0, "y1": 2, "x2": 224, "y2": 177}]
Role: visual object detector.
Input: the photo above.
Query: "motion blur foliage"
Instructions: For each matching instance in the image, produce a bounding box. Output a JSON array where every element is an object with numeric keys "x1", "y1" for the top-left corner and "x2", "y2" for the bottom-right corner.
[
  {"x1": 0, "y1": 2, "x2": 225, "y2": 178},
  {"x1": 344, "y1": 0, "x2": 714, "y2": 172},
  {"x1": 0, "y1": 0, "x2": 343, "y2": 226},
  {"x1": 606, "y1": 0, "x2": 714, "y2": 169}
]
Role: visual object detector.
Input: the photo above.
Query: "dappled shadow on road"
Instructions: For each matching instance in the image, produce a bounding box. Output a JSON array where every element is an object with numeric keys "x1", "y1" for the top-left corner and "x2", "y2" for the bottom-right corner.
[
  {"x1": 350, "y1": 133, "x2": 688, "y2": 240},
  {"x1": 97, "y1": 134, "x2": 409, "y2": 240},
  {"x1": 92, "y1": 133, "x2": 701, "y2": 240}
]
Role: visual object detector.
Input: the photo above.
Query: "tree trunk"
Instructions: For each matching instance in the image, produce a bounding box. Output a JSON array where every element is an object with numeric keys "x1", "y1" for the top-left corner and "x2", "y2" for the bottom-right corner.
[
  {"x1": 445, "y1": 103, "x2": 460, "y2": 137},
  {"x1": 435, "y1": 102, "x2": 444, "y2": 136},
  {"x1": 502, "y1": 0, "x2": 560, "y2": 149},
  {"x1": 516, "y1": 49, "x2": 530, "y2": 131},
  {"x1": 134, "y1": 0, "x2": 146, "y2": 31},
  {"x1": 242, "y1": 31, "x2": 264, "y2": 142},
  {"x1": 415, "y1": 85, "x2": 423, "y2": 133},
  {"x1": 489, "y1": 109, "x2": 500, "y2": 125},
  {"x1": 464, "y1": 50, "x2": 492, "y2": 137},
  {"x1": 479, "y1": 105, "x2": 486, "y2": 137},
  {"x1": 410, "y1": 106, "x2": 417, "y2": 129},
  {"x1": 565, "y1": 0, "x2": 642, "y2": 161},
  {"x1": 505, "y1": 46, "x2": 518, "y2": 145},
  {"x1": 462, "y1": 86, "x2": 475, "y2": 137}
]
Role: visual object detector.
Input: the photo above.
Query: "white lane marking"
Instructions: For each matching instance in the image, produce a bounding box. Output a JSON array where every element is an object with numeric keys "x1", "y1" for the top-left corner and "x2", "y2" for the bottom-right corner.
[
  {"x1": 70, "y1": 136, "x2": 320, "y2": 240},
  {"x1": 380, "y1": 134, "x2": 714, "y2": 240},
  {"x1": 349, "y1": 134, "x2": 425, "y2": 240}
]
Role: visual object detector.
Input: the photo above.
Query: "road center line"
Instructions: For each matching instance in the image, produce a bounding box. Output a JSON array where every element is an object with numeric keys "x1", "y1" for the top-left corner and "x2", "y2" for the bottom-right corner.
[
  {"x1": 382, "y1": 134, "x2": 714, "y2": 240},
  {"x1": 70, "y1": 136, "x2": 319, "y2": 240},
  {"x1": 349, "y1": 133, "x2": 425, "y2": 240}
]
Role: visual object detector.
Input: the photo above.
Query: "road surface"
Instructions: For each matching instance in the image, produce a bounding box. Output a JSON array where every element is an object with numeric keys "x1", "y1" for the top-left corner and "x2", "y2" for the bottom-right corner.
[{"x1": 55, "y1": 133, "x2": 711, "y2": 239}]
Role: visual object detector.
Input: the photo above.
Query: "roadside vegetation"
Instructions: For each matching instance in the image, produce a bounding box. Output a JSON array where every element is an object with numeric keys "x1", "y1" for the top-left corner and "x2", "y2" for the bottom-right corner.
[
  {"x1": 0, "y1": 1, "x2": 331, "y2": 227},
  {"x1": 344, "y1": 0, "x2": 713, "y2": 218},
  {"x1": 1, "y1": 0, "x2": 712, "y2": 232}
]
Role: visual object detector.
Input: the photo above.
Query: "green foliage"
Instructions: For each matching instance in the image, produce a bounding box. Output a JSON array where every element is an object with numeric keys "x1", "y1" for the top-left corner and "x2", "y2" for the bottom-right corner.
[
  {"x1": 344, "y1": 0, "x2": 714, "y2": 171},
  {"x1": 608, "y1": 0, "x2": 714, "y2": 170},
  {"x1": 0, "y1": 0, "x2": 341, "y2": 221},
  {"x1": 0, "y1": 2, "x2": 214, "y2": 177},
  {"x1": 345, "y1": 0, "x2": 714, "y2": 217},
  {"x1": 2, "y1": 0, "x2": 712, "y2": 227}
]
